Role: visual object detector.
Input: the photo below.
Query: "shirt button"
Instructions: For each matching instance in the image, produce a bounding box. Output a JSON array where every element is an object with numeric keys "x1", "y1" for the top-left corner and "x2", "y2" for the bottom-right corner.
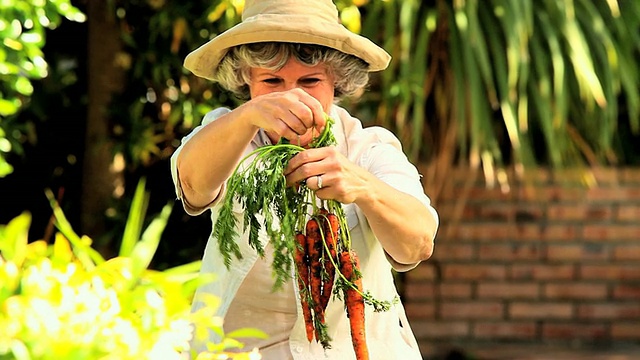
[{"x1": 295, "y1": 346, "x2": 303, "y2": 353}]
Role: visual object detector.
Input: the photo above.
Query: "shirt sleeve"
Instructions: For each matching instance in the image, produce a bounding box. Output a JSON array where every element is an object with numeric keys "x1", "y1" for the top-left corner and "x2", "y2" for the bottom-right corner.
[
  {"x1": 359, "y1": 126, "x2": 439, "y2": 271},
  {"x1": 170, "y1": 107, "x2": 231, "y2": 216}
]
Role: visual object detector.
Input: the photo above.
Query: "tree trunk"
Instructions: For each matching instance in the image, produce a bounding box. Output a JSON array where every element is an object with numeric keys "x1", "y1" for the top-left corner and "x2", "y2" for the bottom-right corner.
[{"x1": 82, "y1": 0, "x2": 123, "y2": 245}]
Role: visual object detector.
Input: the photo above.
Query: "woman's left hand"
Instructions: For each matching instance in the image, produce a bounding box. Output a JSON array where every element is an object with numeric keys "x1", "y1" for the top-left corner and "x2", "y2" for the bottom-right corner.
[{"x1": 283, "y1": 147, "x2": 370, "y2": 204}]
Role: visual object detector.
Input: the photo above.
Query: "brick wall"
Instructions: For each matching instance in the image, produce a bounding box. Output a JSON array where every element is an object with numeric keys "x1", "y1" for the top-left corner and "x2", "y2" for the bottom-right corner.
[{"x1": 407, "y1": 167, "x2": 640, "y2": 357}]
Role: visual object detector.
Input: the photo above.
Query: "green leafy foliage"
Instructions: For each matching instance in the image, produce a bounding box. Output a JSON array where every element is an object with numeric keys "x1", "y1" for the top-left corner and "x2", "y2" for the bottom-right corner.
[
  {"x1": 0, "y1": 180, "x2": 265, "y2": 359},
  {"x1": 213, "y1": 119, "x2": 337, "y2": 289},
  {"x1": 0, "y1": 0, "x2": 85, "y2": 178},
  {"x1": 109, "y1": 0, "x2": 245, "y2": 168},
  {"x1": 350, "y1": 0, "x2": 640, "y2": 188},
  {"x1": 109, "y1": 0, "x2": 640, "y2": 189}
]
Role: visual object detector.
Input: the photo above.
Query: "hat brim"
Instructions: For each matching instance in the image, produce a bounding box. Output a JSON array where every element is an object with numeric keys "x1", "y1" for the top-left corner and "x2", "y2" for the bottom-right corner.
[{"x1": 184, "y1": 14, "x2": 391, "y2": 80}]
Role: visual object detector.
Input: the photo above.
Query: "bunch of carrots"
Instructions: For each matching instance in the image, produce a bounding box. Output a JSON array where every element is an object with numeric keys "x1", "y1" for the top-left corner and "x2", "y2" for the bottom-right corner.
[
  {"x1": 295, "y1": 202, "x2": 368, "y2": 359},
  {"x1": 213, "y1": 116, "x2": 395, "y2": 359}
]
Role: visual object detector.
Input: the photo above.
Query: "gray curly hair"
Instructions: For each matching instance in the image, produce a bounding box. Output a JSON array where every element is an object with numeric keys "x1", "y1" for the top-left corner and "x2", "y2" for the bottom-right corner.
[{"x1": 212, "y1": 42, "x2": 370, "y2": 100}]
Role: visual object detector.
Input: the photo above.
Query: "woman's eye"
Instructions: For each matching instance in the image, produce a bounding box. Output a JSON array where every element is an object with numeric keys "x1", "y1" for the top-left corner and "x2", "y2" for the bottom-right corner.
[
  {"x1": 300, "y1": 78, "x2": 321, "y2": 85},
  {"x1": 263, "y1": 78, "x2": 281, "y2": 84}
]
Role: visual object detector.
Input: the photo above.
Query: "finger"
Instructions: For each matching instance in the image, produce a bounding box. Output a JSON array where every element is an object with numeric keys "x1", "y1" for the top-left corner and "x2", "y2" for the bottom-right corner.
[
  {"x1": 270, "y1": 119, "x2": 304, "y2": 141},
  {"x1": 310, "y1": 174, "x2": 326, "y2": 191},
  {"x1": 255, "y1": 95, "x2": 306, "y2": 136},
  {"x1": 287, "y1": 100, "x2": 314, "y2": 130},
  {"x1": 276, "y1": 109, "x2": 308, "y2": 136},
  {"x1": 284, "y1": 148, "x2": 326, "y2": 176},
  {"x1": 294, "y1": 90, "x2": 326, "y2": 130}
]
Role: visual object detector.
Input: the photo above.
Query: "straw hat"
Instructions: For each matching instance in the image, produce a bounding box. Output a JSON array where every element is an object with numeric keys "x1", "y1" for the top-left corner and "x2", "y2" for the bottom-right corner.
[{"x1": 184, "y1": 0, "x2": 392, "y2": 80}]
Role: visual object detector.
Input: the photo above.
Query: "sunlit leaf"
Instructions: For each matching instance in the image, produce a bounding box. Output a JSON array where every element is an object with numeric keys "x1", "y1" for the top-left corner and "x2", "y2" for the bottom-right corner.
[
  {"x1": 225, "y1": 328, "x2": 269, "y2": 340},
  {"x1": 129, "y1": 203, "x2": 172, "y2": 279},
  {"x1": 3, "y1": 38, "x2": 23, "y2": 51},
  {"x1": 0, "y1": 158, "x2": 13, "y2": 177},
  {"x1": 119, "y1": 178, "x2": 149, "y2": 257},
  {"x1": 207, "y1": 2, "x2": 228, "y2": 23},
  {"x1": 52, "y1": 233, "x2": 73, "y2": 264},
  {"x1": 0, "y1": 61, "x2": 21, "y2": 75},
  {"x1": 340, "y1": 5, "x2": 361, "y2": 33},
  {"x1": 0, "y1": 98, "x2": 20, "y2": 116},
  {"x1": 14, "y1": 77, "x2": 33, "y2": 96},
  {"x1": 0, "y1": 212, "x2": 31, "y2": 266}
]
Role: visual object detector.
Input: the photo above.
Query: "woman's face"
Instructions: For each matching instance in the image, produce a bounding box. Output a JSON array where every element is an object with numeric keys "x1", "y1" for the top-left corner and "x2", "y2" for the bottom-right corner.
[{"x1": 249, "y1": 57, "x2": 335, "y2": 144}]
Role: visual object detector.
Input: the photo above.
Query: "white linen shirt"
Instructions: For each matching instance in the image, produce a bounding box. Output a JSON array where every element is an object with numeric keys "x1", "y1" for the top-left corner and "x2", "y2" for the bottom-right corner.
[{"x1": 170, "y1": 105, "x2": 438, "y2": 360}]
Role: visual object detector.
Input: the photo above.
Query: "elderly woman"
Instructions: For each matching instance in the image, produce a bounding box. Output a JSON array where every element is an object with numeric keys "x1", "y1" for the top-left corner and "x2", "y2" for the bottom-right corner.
[{"x1": 171, "y1": 0, "x2": 438, "y2": 359}]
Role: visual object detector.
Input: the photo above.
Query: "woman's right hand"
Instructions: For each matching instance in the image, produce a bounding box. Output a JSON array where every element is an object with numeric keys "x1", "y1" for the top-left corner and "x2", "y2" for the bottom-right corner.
[{"x1": 240, "y1": 88, "x2": 327, "y2": 147}]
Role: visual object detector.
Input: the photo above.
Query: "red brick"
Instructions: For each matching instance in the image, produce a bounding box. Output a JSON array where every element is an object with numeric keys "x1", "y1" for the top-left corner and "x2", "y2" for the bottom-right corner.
[
  {"x1": 580, "y1": 265, "x2": 640, "y2": 280},
  {"x1": 477, "y1": 283, "x2": 539, "y2": 299},
  {"x1": 621, "y1": 167, "x2": 640, "y2": 183},
  {"x1": 584, "y1": 206, "x2": 613, "y2": 221},
  {"x1": 516, "y1": 168, "x2": 551, "y2": 183},
  {"x1": 624, "y1": 188, "x2": 640, "y2": 200},
  {"x1": 438, "y1": 283, "x2": 473, "y2": 299},
  {"x1": 509, "y1": 303, "x2": 573, "y2": 319},
  {"x1": 543, "y1": 186, "x2": 587, "y2": 202},
  {"x1": 446, "y1": 223, "x2": 515, "y2": 242},
  {"x1": 578, "y1": 303, "x2": 640, "y2": 320},
  {"x1": 590, "y1": 167, "x2": 621, "y2": 185},
  {"x1": 612, "y1": 245, "x2": 640, "y2": 260},
  {"x1": 541, "y1": 323, "x2": 608, "y2": 339},
  {"x1": 436, "y1": 203, "x2": 478, "y2": 220},
  {"x1": 408, "y1": 167, "x2": 640, "y2": 351},
  {"x1": 473, "y1": 322, "x2": 537, "y2": 339},
  {"x1": 443, "y1": 264, "x2": 507, "y2": 280},
  {"x1": 432, "y1": 244, "x2": 475, "y2": 260},
  {"x1": 611, "y1": 323, "x2": 640, "y2": 339},
  {"x1": 515, "y1": 185, "x2": 549, "y2": 202},
  {"x1": 547, "y1": 204, "x2": 585, "y2": 221},
  {"x1": 466, "y1": 186, "x2": 512, "y2": 202},
  {"x1": 475, "y1": 204, "x2": 515, "y2": 221},
  {"x1": 545, "y1": 244, "x2": 609, "y2": 261},
  {"x1": 540, "y1": 225, "x2": 579, "y2": 241},
  {"x1": 583, "y1": 225, "x2": 640, "y2": 241},
  {"x1": 617, "y1": 205, "x2": 640, "y2": 222},
  {"x1": 550, "y1": 168, "x2": 594, "y2": 184},
  {"x1": 514, "y1": 224, "x2": 543, "y2": 240},
  {"x1": 513, "y1": 207, "x2": 544, "y2": 222},
  {"x1": 405, "y1": 283, "x2": 436, "y2": 301},
  {"x1": 586, "y1": 187, "x2": 628, "y2": 201},
  {"x1": 440, "y1": 302, "x2": 504, "y2": 319},
  {"x1": 411, "y1": 320, "x2": 470, "y2": 338},
  {"x1": 613, "y1": 285, "x2": 640, "y2": 299},
  {"x1": 479, "y1": 244, "x2": 541, "y2": 261},
  {"x1": 543, "y1": 283, "x2": 607, "y2": 300},
  {"x1": 510, "y1": 264, "x2": 576, "y2": 281},
  {"x1": 406, "y1": 264, "x2": 437, "y2": 281},
  {"x1": 404, "y1": 303, "x2": 436, "y2": 319}
]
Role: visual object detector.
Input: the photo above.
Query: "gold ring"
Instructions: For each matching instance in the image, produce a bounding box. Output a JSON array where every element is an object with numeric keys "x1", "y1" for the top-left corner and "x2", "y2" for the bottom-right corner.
[{"x1": 317, "y1": 175, "x2": 323, "y2": 189}]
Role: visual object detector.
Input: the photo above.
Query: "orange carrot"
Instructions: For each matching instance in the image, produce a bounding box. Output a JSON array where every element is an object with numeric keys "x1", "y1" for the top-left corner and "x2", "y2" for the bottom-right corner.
[
  {"x1": 339, "y1": 249, "x2": 369, "y2": 360},
  {"x1": 320, "y1": 212, "x2": 339, "y2": 311},
  {"x1": 295, "y1": 232, "x2": 314, "y2": 342},
  {"x1": 306, "y1": 217, "x2": 327, "y2": 345}
]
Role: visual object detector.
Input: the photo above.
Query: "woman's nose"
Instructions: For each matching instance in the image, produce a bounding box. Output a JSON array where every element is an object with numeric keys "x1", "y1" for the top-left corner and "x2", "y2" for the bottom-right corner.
[{"x1": 283, "y1": 82, "x2": 299, "y2": 91}]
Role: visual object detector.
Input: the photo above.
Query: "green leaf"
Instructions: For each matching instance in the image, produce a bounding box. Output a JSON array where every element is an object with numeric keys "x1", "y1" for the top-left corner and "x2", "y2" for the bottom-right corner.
[
  {"x1": 129, "y1": 202, "x2": 172, "y2": 278},
  {"x1": 0, "y1": 98, "x2": 20, "y2": 116},
  {"x1": 46, "y1": 189, "x2": 105, "y2": 268},
  {"x1": 119, "y1": 178, "x2": 149, "y2": 257},
  {"x1": 0, "y1": 158, "x2": 13, "y2": 177},
  {"x1": 225, "y1": 327, "x2": 269, "y2": 340},
  {"x1": 0, "y1": 212, "x2": 31, "y2": 265},
  {"x1": 14, "y1": 76, "x2": 33, "y2": 96},
  {"x1": 0, "y1": 61, "x2": 21, "y2": 75}
]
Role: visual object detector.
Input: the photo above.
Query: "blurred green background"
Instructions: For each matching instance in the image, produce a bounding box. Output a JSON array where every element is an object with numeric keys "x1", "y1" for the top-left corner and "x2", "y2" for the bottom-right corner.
[{"x1": 1, "y1": 0, "x2": 639, "y2": 270}]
